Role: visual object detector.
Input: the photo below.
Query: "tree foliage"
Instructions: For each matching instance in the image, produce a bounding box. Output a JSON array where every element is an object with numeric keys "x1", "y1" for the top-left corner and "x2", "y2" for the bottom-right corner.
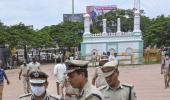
[{"x1": 40, "y1": 21, "x2": 83, "y2": 49}]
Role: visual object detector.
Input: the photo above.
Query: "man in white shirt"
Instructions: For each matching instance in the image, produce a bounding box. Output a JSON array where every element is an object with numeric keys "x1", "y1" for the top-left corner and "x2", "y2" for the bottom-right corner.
[
  {"x1": 109, "y1": 52, "x2": 118, "y2": 62},
  {"x1": 53, "y1": 58, "x2": 66, "y2": 95}
]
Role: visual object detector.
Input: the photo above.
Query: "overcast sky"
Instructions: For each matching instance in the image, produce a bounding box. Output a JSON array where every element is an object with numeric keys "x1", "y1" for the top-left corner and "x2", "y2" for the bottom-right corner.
[{"x1": 0, "y1": 0, "x2": 169, "y2": 29}]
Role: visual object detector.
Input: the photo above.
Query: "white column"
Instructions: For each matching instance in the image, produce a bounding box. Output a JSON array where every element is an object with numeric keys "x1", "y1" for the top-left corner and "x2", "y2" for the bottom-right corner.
[
  {"x1": 72, "y1": 0, "x2": 74, "y2": 14},
  {"x1": 133, "y1": 0, "x2": 141, "y2": 32},
  {"x1": 83, "y1": 14, "x2": 91, "y2": 36},
  {"x1": 102, "y1": 19, "x2": 107, "y2": 34},
  {"x1": 117, "y1": 18, "x2": 121, "y2": 33}
]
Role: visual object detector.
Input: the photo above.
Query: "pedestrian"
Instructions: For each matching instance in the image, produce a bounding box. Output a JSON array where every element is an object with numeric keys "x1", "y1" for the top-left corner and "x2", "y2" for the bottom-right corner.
[
  {"x1": 161, "y1": 53, "x2": 170, "y2": 88},
  {"x1": 19, "y1": 60, "x2": 30, "y2": 94},
  {"x1": 100, "y1": 60, "x2": 137, "y2": 100},
  {"x1": 53, "y1": 57, "x2": 66, "y2": 95},
  {"x1": 28, "y1": 57, "x2": 40, "y2": 73},
  {"x1": 61, "y1": 75, "x2": 78, "y2": 100},
  {"x1": 99, "y1": 52, "x2": 108, "y2": 66},
  {"x1": 108, "y1": 52, "x2": 118, "y2": 62},
  {"x1": 92, "y1": 66, "x2": 107, "y2": 88},
  {"x1": 69, "y1": 54, "x2": 74, "y2": 61},
  {"x1": 19, "y1": 71, "x2": 60, "y2": 100},
  {"x1": 0, "y1": 60, "x2": 10, "y2": 100},
  {"x1": 65, "y1": 60, "x2": 103, "y2": 100},
  {"x1": 91, "y1": 52, "x2": 97, "y2": 67}
]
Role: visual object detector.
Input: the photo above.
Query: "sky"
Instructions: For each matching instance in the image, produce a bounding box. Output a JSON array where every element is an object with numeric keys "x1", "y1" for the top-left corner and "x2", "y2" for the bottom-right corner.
[{"x1": 0, "y1": 0, "x2": 169, "y2": 29}]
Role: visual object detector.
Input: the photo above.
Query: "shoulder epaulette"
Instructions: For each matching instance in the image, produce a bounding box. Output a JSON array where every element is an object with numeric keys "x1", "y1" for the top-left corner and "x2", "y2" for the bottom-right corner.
[
  {"x1": 122, "y1": 83, "x2": 134, "y2": 88},
  {"x1": 19, "y1": 93, "x2": 32, "y2": 98},
  {"x1": 49, "y1": 95, "x2": 60, "y2": 100}
]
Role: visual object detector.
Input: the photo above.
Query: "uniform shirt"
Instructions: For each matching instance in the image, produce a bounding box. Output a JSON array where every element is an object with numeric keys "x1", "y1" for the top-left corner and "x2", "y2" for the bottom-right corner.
[
  {"x1": 63, "y1": 76, "x2": 79, "y2": 100},
  {"x1": 69, "y1": 56, "x2": 74, "y2": 61},
  {"x1": 162, "y1": 56, "x2": 170, "y2": 69},
  {"x1": 94, "y1": 67, "x2": 107, "y2": 88},
  {"x1": 18, "y1": 92, "x2": 59, "y2": 100},
  {"x1": 53, "y1": 63, "x2": 66, "y2": 83},
  {"x1": 100, "y1": 83, "x2": 137, "y2": 100},
  {"x1": 77, "y1": 81, "x2": 103, "y2": 100},
  {"x1": 109, "y1": 55, "x2": 118, "y2": 62},
  {"x1": 91, "y1": 55, "x2": 97, "y2": 61},
  {"x1": 28, "y1": 62, "x2": 40, "y2": 73},
  {"x1": 64, "y1": 76, "x2": 79, "y2": 94},
  {"x1": 20, "y1": 64, "x2": 29, "y2": 76}
]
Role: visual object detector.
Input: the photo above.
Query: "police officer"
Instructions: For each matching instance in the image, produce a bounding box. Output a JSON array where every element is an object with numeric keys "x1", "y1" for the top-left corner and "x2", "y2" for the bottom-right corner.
[
  {"x1": 92, "y1": 66, "x2": 107, "y2": 88},
  {"x1": 28, "y1": 58, "x2": 40, "y2": 73},
  {"x1": 161, "y1": 53, "x2": 170, "y2": 88},
  {"x1": 19, "y1": 60, "x2": 30, "y2": 93},
  {"x1": 18, "y1": 71, "x2": 60, "y2": 100},
  {"x1": 91, "y1": 52, "x2": 97, "y2": 67},
  {"x1": 65, "y1": 60, "x2": 103, "y2": 100},
  {"x1": 100, "y1": 60, "x2": 137, "y2": 100}
]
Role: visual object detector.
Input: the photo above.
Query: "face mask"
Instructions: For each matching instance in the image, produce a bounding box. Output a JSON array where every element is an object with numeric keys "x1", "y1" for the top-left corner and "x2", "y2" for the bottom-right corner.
[{"x1": 31, "y1": 86, "x2": 45, "y2": 96}]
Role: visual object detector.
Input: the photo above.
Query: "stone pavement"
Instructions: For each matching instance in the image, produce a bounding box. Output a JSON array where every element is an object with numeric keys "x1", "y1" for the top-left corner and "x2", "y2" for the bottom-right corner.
[{"x1": 3, "y1": 64, "x2": 170, "y2": 100}]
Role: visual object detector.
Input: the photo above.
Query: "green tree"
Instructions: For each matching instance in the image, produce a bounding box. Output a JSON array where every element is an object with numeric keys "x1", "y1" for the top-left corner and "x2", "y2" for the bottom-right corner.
[
  {"x1": 39, "y1": 21, "x2": 83, "y2": 51},
  {"x1": 0, "y1": 22, "x2": 9, "y2": 45},
  {"x1": 144, "y1": 15, "x2": 170, "y2": 47}
]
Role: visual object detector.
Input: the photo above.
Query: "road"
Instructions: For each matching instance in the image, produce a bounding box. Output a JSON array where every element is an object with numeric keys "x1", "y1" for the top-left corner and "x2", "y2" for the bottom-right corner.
[{"x1": 3, "y1": 64, "x2": 170, "y2": 100}]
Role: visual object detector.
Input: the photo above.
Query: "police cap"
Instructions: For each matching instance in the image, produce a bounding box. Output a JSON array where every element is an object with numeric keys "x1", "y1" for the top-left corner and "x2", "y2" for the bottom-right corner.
[
  {"x1": 29, "y1": 71, "x2": 48, "y2": 84},
  {"x1": 101, "y1": 60, "x2": 118, "y2": 77},
  {"x1": 65, "y1": 60, "x2": 89, "y2": 74}
]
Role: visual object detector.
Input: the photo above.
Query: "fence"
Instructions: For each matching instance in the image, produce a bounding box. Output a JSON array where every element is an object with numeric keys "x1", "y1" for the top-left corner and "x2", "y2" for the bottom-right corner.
[{"x1": 80, "y1": 54, "x2": 133, "y2": 66}]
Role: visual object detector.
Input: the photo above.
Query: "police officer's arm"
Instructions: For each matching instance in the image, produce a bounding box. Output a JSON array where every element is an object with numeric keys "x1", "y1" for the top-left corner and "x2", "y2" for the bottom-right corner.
[
  {"x1": 27, "y1": 65, "x2": 30, "y2": 77},
  {"x1": 19, "y1": 66, "x2": 23, "y2": 80},
  {"x1": 131, "y1": 87, "x2": 137, "y2": 100},
  {"x1": 86, "y1": 94, "x2": 102, "y2": 100},
  {"x1": 161, "y1": 59, "x2": 165, "y2": 74},
  {"x1": 37, "y1": 63, "x2": 40, "y2": 70},
  {"x1": 92, "y1": 68, "x2": 98, "y2": 85}
]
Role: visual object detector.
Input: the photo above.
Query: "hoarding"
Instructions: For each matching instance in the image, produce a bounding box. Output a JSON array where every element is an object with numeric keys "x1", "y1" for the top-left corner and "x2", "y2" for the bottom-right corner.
[
  {"x1": 86, "y1": 5, "x2": 117, "y2": 20},
  {"x1": 63, "y1": 14, "x2": 84, "y2": 22}
]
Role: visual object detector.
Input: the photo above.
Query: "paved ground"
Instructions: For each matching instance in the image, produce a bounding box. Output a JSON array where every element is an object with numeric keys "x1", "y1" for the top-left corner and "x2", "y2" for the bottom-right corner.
[{"x1": 3, "y1": 64, "x2": 170, "y2": 100}]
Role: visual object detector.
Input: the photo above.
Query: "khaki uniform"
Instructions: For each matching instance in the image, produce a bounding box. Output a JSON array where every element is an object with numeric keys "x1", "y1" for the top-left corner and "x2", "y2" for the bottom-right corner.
[
  {"x1": 99, "y1": 83, "x2": 137, "y2": 100},
  {"x1": 91, "y1": 55, "x2": 97, "y2": 67},
  {"x1": 28, "y1": 62, "x2": 40, "y2": 73},
  {"x1": 63, "y1": 76, "x2": 79, "y2": 100},
  {"x1": 77, "y1": 81, "x2": 103, "y2": 100},
  {"x1": 162, "y1": 57, "x2": 170, "y2": 88},
  {"x1": 20, "y1": 64, "x2": 30, "y2": 93},
  {"x1": 18, "y1": 92, "x2": 59, "y2": 100},
  {"x1": 94, "y1": 67, "x2": 107, "y2": 88}
]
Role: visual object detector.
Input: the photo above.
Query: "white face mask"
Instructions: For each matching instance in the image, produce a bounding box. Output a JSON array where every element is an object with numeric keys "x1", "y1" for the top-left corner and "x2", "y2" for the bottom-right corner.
[{"x1": 31, "y1": 86, "x2": 45, "y2": 96}]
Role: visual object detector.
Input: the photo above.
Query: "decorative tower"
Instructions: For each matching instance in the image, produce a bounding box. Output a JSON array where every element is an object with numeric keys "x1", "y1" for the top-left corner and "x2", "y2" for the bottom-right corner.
[
  {"x1": 133, "y1": 0, "x2": 141, "y2": 33},
  {"x1": 83, "y1": 14, "x2": 91, "y2": 36},
  {"x1": 117, "y1": 18, "x2": 121, "y2": 33},
  {"x1": 102, "y1": 19, "x2": 107, "y2": 36}
]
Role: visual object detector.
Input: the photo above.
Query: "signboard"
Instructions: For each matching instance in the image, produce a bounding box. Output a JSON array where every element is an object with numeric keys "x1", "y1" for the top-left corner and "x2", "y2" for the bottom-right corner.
[
  {"x1": 86, "y1": 5, "x2": 117, "y2": 20},
  {"x1": 63, "y1": 14, "x2": 84, "y2": 22}
]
